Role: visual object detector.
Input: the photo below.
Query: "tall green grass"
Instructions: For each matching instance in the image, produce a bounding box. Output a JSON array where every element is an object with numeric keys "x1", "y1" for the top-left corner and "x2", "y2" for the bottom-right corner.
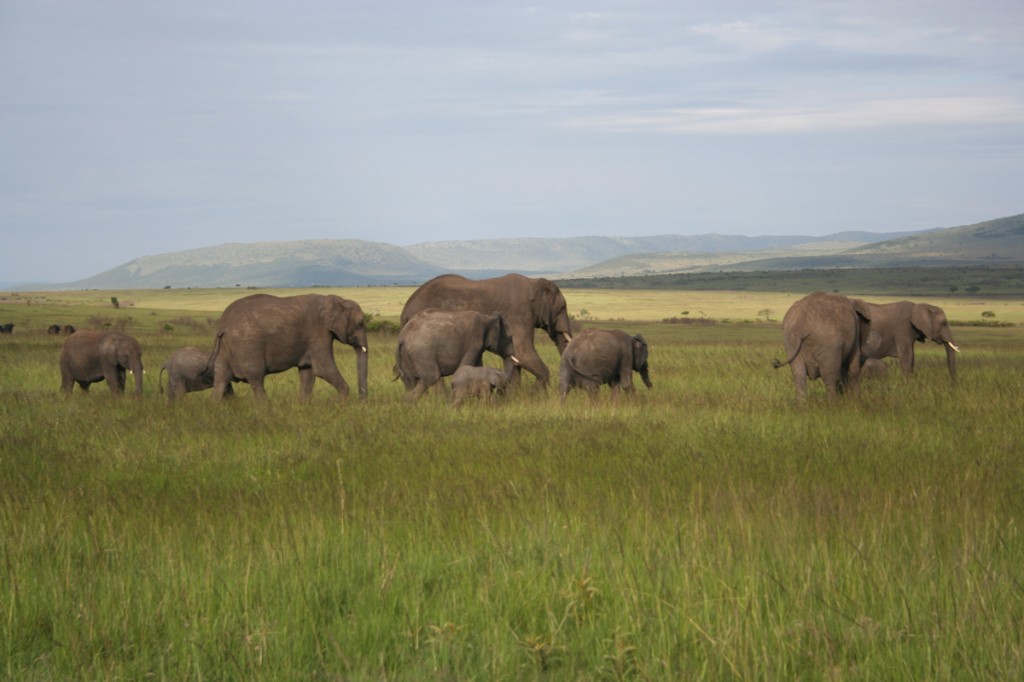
[{"x1": 2, "y1": 319, "x2": 1023, "y2": 679}]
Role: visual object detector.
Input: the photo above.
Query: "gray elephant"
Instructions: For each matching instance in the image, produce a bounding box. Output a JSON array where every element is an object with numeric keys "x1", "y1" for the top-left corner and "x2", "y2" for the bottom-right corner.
[
  {"x1": 208, "y1": 293, "x2": 368, "y2": 401},
  {"x1": 558, "y1": 328, "x2": 652, "y2": 400},
  {"x1": 60, "y1": 330, "x2": 144, "y2": 396},
  {"x1": 853, "y1": 299, "x2": 960, "y2": 380},
  {"x1": 160, "y1": 346, "x2": 232, "y2": 400},
  {"x1": 772, "y1": 292, "x2": 872, "y2": 401},
  {"x1": 395, "y1": 308, "x2": 517, "y2": 402},
  {"x1": 449, "y1": 366, "x2": 511, "y2": 406},
  {"x1": 400, "y1": 273, "x2": 572, "y2": 389}
]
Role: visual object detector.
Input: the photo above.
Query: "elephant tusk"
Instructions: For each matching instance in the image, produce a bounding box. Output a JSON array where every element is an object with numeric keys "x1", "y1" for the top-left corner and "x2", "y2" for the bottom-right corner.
[
  {"x1": 510, "y1": 355, "x2": 520, "y2": 364},
  {"x1": 948, "y1": 342, "x2": 961, "y2": 353},
  {"x1": 360, "y1": 346, "x2": 368, "y2": 353}
]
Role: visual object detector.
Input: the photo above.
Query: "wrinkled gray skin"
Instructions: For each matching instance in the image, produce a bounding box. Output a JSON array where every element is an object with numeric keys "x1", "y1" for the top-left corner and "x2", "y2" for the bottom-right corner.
[
  {"x1": 395, "y1": 309, "x2": 516, "y2": 402},
  {"x1": 400, "y1": 273, "x2": 572, "y2": 389},
  {"x1": 558, "y1": 329, "x2": 652, "y2": 401},
  {"x1": 208, "y1": 294, "x2": 368, "y2": 401},
  {"x1": 160, "y1": 346, "x2": 232, "y2": 400},
  {"x1": 772, "y1": 292, "x2": 871, "y2": 402},
  {"x1": 853, "y1": 299, "x2": 959, "y2": 381},
  {"x1": 60, "y1": 330, "x2": 143, "y2": 396},
  {"x1": 449, "y1": 366, "x2": 511, "y2": 406}
]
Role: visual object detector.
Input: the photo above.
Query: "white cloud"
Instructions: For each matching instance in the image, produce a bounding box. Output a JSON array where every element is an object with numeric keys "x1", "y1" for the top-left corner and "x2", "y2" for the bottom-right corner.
[{"x1": 566, "y1": 97, "x2": 1024, "y2": 135}]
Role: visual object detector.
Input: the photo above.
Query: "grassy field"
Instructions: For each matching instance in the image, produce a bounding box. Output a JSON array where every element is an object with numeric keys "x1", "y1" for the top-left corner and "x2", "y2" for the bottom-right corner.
[{"x1": 2, "y1": 288, "x2": 1023, "y2": 679}]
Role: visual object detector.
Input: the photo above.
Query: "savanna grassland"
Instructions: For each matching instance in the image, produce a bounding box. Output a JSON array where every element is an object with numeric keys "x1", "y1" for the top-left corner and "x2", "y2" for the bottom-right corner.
[{"x1": 2, "y1": 287, "x2": 1023, "y2": 680}]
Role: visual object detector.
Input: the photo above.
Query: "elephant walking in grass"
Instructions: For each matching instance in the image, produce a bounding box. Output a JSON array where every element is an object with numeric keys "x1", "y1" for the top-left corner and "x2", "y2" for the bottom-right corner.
[
  {"x1": 395, "y1": 308, "x2": 517, "y2": 402},
  {"x1": 400, "y1": 273, "x2": 572, "y2": 389},
  {"x1": 558, "y1": 329, "x2": 652, "y2": 401},
  {"x1": 773, "y1": 292, "x2": 872, "y2": 402},
  {"x1": 160, "y1": 346, "x2": 232, "y2": 400},
  {"x1": 853, "y1": 299, "x2": 960, "y2": 380},
  {"x1": 208, "y1": 294, "x2": 368, "y2": 402},
  {"x1": 60, "y1": 330, "x2": 143, "y2": 396},
  {"x1": 449, "y1": 366, "x2": 511, "y2": 406}
]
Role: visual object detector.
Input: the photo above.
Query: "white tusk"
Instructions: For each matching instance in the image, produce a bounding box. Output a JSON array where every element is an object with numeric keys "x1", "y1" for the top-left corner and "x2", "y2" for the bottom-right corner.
[
  {"x1": 948, "y1": 342, "x2": 961, "y2": 353},
  {"x1": 360, "y1": 346, "x2": 367, "y2": 353},
  {"x1": 510, "y1": 355, "x2": 520, "y2": 364},
  {"x1": 563, "y1": 333, "x2": 572, "y2": 342}
]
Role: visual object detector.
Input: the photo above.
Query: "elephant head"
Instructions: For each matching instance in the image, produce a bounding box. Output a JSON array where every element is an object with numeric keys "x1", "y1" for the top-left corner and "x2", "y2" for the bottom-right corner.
[
  {"x1": 631, "y1": 334, "x2": 653, "y2": 388},
  {"x1": 529, "y1": 278, "x2": 573, "y2": 352},
  {"x1": 321, "y1": 295, "x2": 369, "y2": 399},
  {"x1": 911, "y1": 302, "x2": 959, "y2": 379}
]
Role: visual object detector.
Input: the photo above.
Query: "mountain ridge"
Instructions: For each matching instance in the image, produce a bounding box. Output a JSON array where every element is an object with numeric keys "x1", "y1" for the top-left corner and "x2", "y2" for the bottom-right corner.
[{"x1": 11, "y1": 214, "x2": 1023, "y2": 290}]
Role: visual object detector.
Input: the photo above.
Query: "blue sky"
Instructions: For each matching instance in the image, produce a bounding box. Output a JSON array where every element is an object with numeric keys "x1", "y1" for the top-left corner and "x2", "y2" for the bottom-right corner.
[{"x1": 2, "y1": 0, "x2": 1022, "y2": 283}]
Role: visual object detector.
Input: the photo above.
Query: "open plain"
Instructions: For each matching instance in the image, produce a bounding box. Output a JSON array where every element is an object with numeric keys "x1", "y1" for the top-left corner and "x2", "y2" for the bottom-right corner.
[{"x1": 1, "y1": 286, "x2": 1023, "y2": 679}]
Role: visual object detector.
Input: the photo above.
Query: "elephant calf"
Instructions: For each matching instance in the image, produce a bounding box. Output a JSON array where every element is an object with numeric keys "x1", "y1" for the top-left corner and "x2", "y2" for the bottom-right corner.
[
  {"x1": 450, "y1": 366, "x2": 511, "y2": 406},
  {"x1": 558, "y1": 329, "x2": 652, "y2": 401},
  {"x1": 160, "y1": 346, "x2": 232, "y2": 400}
]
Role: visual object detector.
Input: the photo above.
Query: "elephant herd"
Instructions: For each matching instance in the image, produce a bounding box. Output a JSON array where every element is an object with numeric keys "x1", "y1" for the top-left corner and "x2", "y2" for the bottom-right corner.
[{"x1": 49, "y1": 275, "x2": 957, "y2": 404}]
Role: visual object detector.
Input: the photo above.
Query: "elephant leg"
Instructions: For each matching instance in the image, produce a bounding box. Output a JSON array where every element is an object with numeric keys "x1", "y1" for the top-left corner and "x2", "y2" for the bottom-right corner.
[
  {"x1": 311, "y1": 354, "x2": 351, "y2": 400},
  {"x1": 512, "y1": 352, "x2": 550, "y2": 389},
  {"x1": 104, "y1": 368, "x2": 124, "y2": 396},
  {"x1": 249, "y1": 373, "x2": 269, "y2": 400},
  {"x1": 298, "y1": 367, "x2": 316, "y2": 401},
  {"x1": 789, "y1": 359, "x2": 808, "y2": 402},
  {"x1": 898, "y1": 347, "x2": 915, "y2": 375}
]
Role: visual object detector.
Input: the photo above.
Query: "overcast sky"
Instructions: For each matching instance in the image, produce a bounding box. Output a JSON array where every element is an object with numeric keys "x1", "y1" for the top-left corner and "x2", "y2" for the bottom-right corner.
[{"x1": 2, "y1": 1, "x2": 1022, "y2": 283}]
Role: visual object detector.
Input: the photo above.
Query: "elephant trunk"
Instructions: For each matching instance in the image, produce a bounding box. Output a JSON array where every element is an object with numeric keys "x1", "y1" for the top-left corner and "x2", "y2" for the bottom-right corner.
[
  {"x1": 131, "y1": 358, "x2": 144, "y2": 396},
  {"x1": 945, "y1": 342, "x2": 959, "y2": 381},
  {"x1": 639, "y1": 366, "x2": 653, "y2": 389}
]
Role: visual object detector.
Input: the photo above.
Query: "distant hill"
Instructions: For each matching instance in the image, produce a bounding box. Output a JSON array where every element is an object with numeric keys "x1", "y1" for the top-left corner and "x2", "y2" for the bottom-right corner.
[{"x1": 15, "y1": 213, "x2": 1023, "y2": 290}]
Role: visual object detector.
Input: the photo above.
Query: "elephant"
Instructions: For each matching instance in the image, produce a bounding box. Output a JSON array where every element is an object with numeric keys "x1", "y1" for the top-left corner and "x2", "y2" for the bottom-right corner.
[
  {"x1": 772, "y1": 292, "x2": 872, "y2": 402},
  {"x1": 400, "y1": 273, "x2": 572, "y2": 389},
  {"x1": 208, "y1": 293, "x2": 368, "y2": 401},
  {"x1": 47, "y1": 324, "x2": 61, "y2": 334},
  {"x1": 852, "y1": 299, "x2": 960, "y2": 380},
  {"x1": 1, "y1": 323, "x2": 14, "y2": 334},
  {"x1": 449, "y1": 365, "x2": 511, "y2": 406},
  {"x1": 160, "y1": 346, "x2": 232, "y2": 400},
  {"x1": 395, "y1": 308, "x2": 517, "y2": 402},
  {"x1": 60, "y1": 330, "x2": 144, "y2": 396},
  {"x1": 558, "y1": 328, "x2": 652, "y2": 400}
]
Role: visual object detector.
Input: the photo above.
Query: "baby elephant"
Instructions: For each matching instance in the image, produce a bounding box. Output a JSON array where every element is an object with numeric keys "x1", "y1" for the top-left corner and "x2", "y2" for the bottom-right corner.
[
  {"x1": 159, "y1": 346, "x2": 232, "y2": 400},
  {"x1": 558, "y1": 329, "x2": 652, "y2": 401},
  {"x1": 450, "y1": 365, "x2": 510, "y2": 406}
]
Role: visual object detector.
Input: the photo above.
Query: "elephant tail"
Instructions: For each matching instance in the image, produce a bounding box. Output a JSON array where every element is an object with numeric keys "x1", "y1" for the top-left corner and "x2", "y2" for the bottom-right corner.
[
  {"x1": 158, "y1": 366, "x2": 166, "y2": 394},
  {"x1": 205, "y1": 332, "x2": 224, "y2": 377},
  {"x1": 772, "y1": 336, "x2": 804, "y2": 369}
]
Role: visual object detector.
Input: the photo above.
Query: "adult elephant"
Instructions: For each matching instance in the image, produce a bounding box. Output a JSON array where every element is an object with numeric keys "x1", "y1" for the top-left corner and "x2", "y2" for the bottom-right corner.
[
  {"x1": 558, "y1": 328, "x2": 652, "y2": 400},
  {"x1": 853, "y1": 299, "x2": 960, "y2": 380},
  {"x1": 160, "y1": 346, "x2": 232, "y2": 400},
  {"x1": 400, "y1": 273, "x2": 572, "y2": 389},
  {"x1": 208, "y1": 293, "x2": 368, "y2": 401},
  {"x1": 395, "y1": 308, "x2": 517, "y2": 402},
  {"x1": 772, "y1": 292, "x2": 872, "y2": 402},
  {"x1": 60, "y1": 330, "x2": 144, "y2": 396}
]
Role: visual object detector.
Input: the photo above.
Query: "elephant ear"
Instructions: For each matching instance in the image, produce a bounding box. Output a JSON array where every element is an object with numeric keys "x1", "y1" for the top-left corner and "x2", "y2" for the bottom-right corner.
[
  {"x1": 632, "y1": 334, "x2": 649, "y2": 370},
  {"x1": 322, "y1": 296, "x2": 353, "y2": 339},
  {"x1": 529, "y1": 278, "x2": 560, "y2": 329},
  {"x1": 910, "y1": 304, "x2": 934, "y2": 341}
]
